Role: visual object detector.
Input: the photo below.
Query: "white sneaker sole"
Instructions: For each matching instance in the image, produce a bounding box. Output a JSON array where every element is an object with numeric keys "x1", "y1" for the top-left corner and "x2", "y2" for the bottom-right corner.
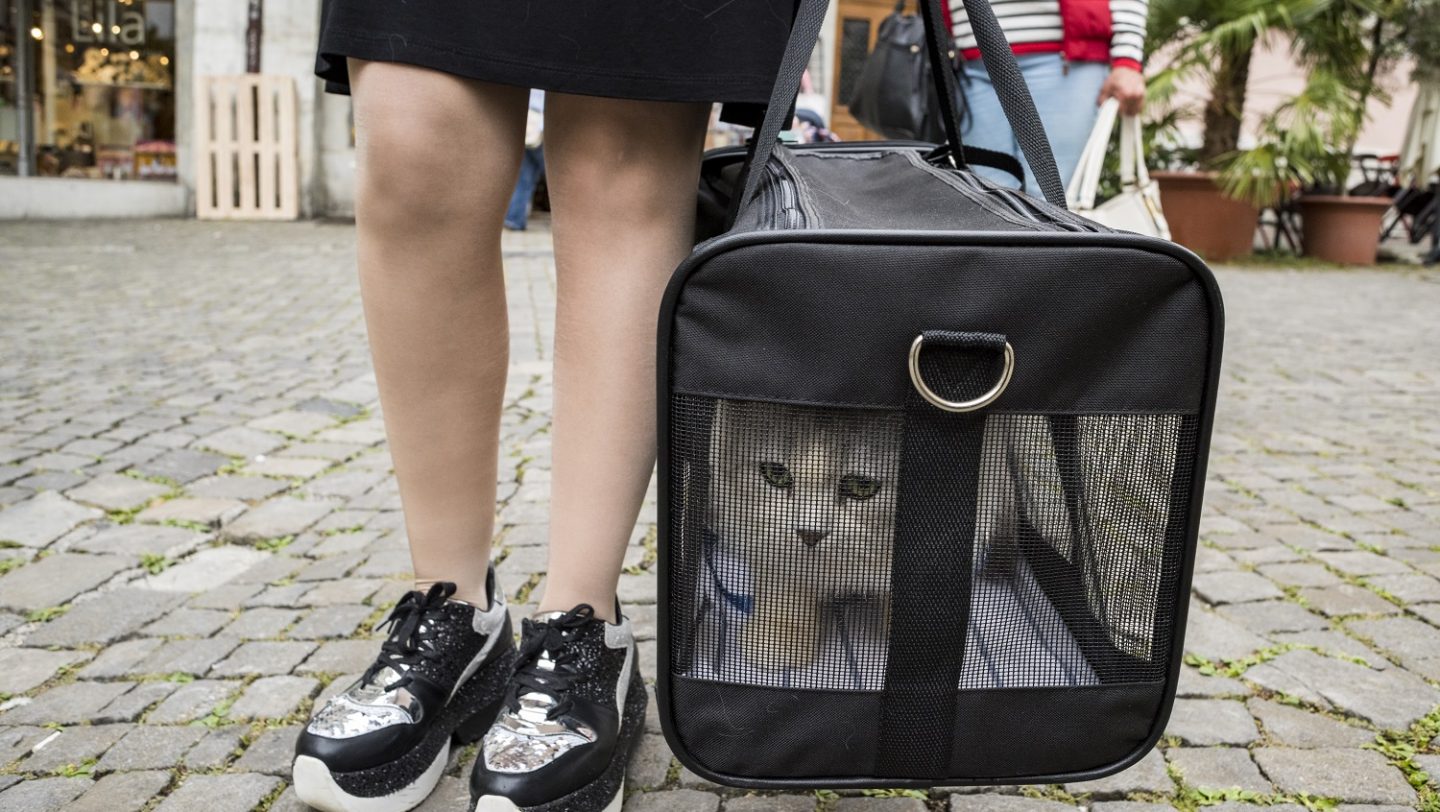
[
  {"x1": 470, "y1": 784, "x2": 622, "y2": 812},
  {"x1": 292, "y1": 740, "x2": 450, "y2": 812}
]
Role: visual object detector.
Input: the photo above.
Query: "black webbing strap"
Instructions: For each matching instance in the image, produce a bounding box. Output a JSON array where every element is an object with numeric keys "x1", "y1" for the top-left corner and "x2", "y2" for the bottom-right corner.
[
  {"x1": 730, "y1": 0, "x2": 1067, "y2": 227},
  {"x1": 728, "y1": 0, "x2": 834, "y2": 224},
  {"x1": 919, "y1": 0, "x2": 967, "y2": 172},
  {"x1": 958, "y1": 0, "x2": 1067, "y2": 204},
  {"x1": 876, "y1": 331, "x2": 1007, "y2": 777},
  {"x1": 939, "y1": 143, "x2": 1028, "y2": 188}
]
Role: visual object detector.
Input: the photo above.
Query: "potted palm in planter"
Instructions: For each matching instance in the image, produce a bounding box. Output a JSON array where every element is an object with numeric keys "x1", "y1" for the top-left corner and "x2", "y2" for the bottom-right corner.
[
  {"x1": 1216, "y1": 0, "x2": 1408, "y2": 264},
  {"x1": 1142, "y1": 0, "x2": 1315, "y2": 260}
]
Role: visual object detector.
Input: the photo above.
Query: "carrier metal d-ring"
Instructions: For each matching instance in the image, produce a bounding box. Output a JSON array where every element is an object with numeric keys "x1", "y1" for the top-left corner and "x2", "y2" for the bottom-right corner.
[{"x1": 908, "y1": 335, "x2": 1015, "y2": 413}]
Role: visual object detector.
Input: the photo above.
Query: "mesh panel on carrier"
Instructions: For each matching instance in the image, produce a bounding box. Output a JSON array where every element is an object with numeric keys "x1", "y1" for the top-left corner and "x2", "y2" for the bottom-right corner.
[{"x1": 669, "y1": 395, "x2": 1195, "y2": 694}]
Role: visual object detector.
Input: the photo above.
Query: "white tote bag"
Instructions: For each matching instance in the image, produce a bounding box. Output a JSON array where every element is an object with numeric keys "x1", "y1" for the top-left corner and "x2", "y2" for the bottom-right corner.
[{"x1": 1067, "y1": 98, "x2": 1171, "y2": 240}]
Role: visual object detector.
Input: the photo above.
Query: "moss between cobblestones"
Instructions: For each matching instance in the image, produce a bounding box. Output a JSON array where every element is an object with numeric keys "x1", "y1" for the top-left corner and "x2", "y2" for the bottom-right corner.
[
  {"x1": 250, "y1": 775, "x2": 290, "y2": 812},
  {"x1": 1367, "y1": 706, "x2": 1440, "y2": 811},
  {"x1": 1356, "y1": 581, "x2": 1405, "y2": 607},
  {"x1": 1021, "y1": 784, "x2": 1080, "y2": 804},
  {"x1": 195, "y1": 698, "x2": 235, "y2": 729},
  {"x1": 623, "y1": 526, "x2": 658, "y2": 576},
  {"x1": 25, "y1": 604, "x2": 70, "y2": 623},
  {"x1": 215, "y1": 457, "x2": 249, "y2": 476},
  {"x1": 141, "y1": 553, "x2": 172, "y2": 575},
  {"x1": 252, "y1": 535, "x2": 294, "y2": 553},
  {"x1": 1185, "y1": 644, "x2": 1299, "y2": 678},
  {"x1": 52, "y1": 758, "x2": 97, "y2": 778},
  {"x1": 358, "y1": 600, "x2": 394, "y2": 631},
  {"x1": 664, "y1": 757, "x2": 683, "y2": 787},
  {"x1": 861, "y1": 788, "x2": 930, "y2": 800},
  {"x1": 1137, "y1": 783, "x2": 1338, "y2": 812},
  {"x1": 105, "y1": 507, "x2": 142, "y2": 525},
  {"x1": 123, "y1": 470, "x2": 181, "y2": 490},
  {"x1": 513, "y1": 572, "x2": 543, "y2": 605},
  {"x1": 454, "y1": 741, "x2": 479, "y2": 770},
  {"x1": 159, "y1": 518, "x2": 212, "y2": 533}
]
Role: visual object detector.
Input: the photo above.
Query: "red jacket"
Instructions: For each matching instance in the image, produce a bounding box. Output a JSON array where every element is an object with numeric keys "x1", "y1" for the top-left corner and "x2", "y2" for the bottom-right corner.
[
  {"x1": 1060, "y1": 0, "x2": 1123, "y2": 63},
  {"x1": 945, "y1": 0, "x2": 1143, "y2": 72}
]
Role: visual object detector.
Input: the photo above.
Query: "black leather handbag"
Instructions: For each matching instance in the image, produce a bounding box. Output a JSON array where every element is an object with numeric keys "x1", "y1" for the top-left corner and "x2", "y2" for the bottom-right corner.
[
  {"x1": 658, "y1": 0, "x2": 1224, "y2": 790},
  {"x1": 847, "y1": 0, "x2": 959, "y2": 142}
]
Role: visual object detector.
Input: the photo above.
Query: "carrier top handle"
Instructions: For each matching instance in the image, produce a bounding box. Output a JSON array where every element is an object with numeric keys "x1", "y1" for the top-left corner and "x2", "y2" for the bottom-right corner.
[
  {"x1": 958, "y1": 0, "x2": 1067, "y2": 204},
  {"x1": 730, "y1": 0, "x2": 1069, "y2": 226}
]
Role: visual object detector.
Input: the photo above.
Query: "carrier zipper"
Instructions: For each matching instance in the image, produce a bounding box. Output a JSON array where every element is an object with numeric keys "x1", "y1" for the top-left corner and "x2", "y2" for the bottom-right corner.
[
  {"x1": 979, "y1": 177, "x2": 1102, "y2": 232},
  {"x1": 765, "y1": 161, "x2": 809, "y2": 230},
  {"x1": 907, "y1": 151, "x2": 1105, "y2": 232},
  {"x1": 976, "y1": 176, "x2": 1093, "y2": 230},
  {"x1": 902, "y1": 151, "x2": 1046, "y2": 230}
]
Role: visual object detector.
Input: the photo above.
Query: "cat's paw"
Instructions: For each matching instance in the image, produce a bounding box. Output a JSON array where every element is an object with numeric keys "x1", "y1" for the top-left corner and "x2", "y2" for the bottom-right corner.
[{"x1": 741, "y1": 617, "x2": 818, "y2": 671}]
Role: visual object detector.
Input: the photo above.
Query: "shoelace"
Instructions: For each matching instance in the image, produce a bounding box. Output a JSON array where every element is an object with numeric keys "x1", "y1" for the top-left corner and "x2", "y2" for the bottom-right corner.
[
  {"x1": 363, "y1": 582, "x2": 455, "y2": 692},
  {"x1": 506, "y1": 604, "x2": 596, "y2": 721}
]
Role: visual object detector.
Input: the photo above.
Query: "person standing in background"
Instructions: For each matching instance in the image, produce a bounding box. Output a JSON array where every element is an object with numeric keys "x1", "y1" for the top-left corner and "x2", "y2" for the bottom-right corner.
[
  {"x1": 947, "y1": 0, "x2": 1148, "y2": 192},
  {"x1": 504, "y1": 90, "x2": 546, "y2": 231}
]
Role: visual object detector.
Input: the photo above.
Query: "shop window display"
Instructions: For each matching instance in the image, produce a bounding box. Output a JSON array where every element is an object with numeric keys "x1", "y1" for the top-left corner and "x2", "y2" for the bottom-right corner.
[
  {"x1": 1, "y1": 5, "x2": 19, "y2": 173},
  {"x1": 1, "y1": 0, "x2": 176, "y2": 180}
]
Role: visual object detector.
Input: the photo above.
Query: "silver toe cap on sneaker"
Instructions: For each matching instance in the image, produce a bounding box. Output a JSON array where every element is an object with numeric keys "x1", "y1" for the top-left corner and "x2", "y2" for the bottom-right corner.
[
  {"x1": 481, "y1": 693, "x2": 596, "y2": 773},
  {"x1": 306, "y1": 667, "x2": 420, "y2": 739}
]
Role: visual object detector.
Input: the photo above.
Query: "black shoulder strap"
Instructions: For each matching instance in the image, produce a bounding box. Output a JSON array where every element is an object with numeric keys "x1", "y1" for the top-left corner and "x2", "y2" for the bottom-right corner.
[
  {"x1": 730, "y1": 0, "x2": 1066, "y2": 227},
  {"x1": 956, "y1": 0, "x2": 1065, "y2": 202}
]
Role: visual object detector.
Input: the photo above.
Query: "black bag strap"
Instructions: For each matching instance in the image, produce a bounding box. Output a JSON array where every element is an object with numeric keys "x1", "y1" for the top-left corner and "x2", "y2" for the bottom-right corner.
[
  {"x1": 955, "y1": 0, "x2": 1065, "y2": 203},
  {"x1": 731, "y1": 0, "x2": 1067, "y2": 225},
  {"x1": 918, "y1": 0, "x2": 968, "y2": 179}
]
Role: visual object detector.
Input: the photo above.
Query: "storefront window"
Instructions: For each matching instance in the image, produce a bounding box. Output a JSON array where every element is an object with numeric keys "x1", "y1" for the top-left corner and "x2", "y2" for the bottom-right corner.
[
  {"x1": 1, "y1": 0, "x2": 176, "y2": 180},
  {"x1": 1, "y1": 3, "x2": 20, "y2": 174}
]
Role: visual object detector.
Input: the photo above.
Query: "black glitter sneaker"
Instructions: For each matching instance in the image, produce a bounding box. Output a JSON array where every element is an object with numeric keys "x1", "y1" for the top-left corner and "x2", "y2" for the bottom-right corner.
[
  {"x1": 293, "y1": 570, "x2": 516, "y2": 812},
  {"x1": 469, "y1": 603, "x2": 646, "y2": 812}
]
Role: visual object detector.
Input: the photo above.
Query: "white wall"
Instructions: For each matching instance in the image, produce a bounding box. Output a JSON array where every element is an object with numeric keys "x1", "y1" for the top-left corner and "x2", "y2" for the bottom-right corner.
[
  {"x1": 191, "y1": 0, "x2": 325, "y2": 215},
  {"x1": 318, "y1": 92, "x2": 356, "y2": 218},
  {"x1": 0, "y1": 177, "x2": 188, "y2": 219},
  {"x1": 1163, "y1": 35, "x2": 1420, "y2": 157}
]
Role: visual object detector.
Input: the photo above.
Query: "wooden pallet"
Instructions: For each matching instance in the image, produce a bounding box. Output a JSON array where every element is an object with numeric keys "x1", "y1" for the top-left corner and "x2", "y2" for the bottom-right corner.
[{"x1": 195, "y1": 75, "x2": 299, "y2": 220}]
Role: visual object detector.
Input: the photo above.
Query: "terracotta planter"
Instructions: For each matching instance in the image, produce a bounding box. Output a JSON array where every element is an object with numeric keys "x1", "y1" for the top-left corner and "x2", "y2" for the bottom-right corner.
[
  {"x1": 1298, "y1": 195, "x2": 1392, "y2": 265},
  {"x1": 1153, "y1": 171, "x2": 1259, "y2": 261}
]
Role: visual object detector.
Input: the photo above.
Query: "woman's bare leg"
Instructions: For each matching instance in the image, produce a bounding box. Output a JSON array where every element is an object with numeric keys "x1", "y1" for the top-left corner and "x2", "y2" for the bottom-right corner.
[
  {"x1": 348, "y1": 59, "x2": 529, "y2": 606},
  {"x1": 535, "y1": 95, "x2": 711, "y2": 622}
]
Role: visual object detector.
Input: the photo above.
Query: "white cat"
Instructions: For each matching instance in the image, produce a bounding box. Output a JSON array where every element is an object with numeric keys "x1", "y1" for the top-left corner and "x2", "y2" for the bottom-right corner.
[{"x1": 707, "y1": 399, "x2": 902, "y2": 672}]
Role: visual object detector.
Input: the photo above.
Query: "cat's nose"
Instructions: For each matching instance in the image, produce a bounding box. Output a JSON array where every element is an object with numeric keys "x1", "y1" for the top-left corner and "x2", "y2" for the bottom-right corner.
[{"x1": 796, "y1": 528, "x2": 828, "y2": 547}]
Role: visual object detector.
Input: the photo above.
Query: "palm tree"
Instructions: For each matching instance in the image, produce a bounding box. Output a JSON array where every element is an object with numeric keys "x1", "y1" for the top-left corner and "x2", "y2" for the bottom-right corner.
[{"x1": 1148, "y1": 0, "x2": 1408, "y2": 170}]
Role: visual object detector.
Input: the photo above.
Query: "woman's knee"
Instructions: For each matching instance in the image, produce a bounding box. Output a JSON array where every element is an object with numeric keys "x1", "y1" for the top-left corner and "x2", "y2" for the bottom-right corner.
[
  {"x1": 350, "y1": 62, "x2": 525, "y2": 231},
  {"x1": 355, "y1": 124, "x2": 483, "y2": 230},
  {"x1": 545, "y1": 98, "x2": 707, "y2": 216}
]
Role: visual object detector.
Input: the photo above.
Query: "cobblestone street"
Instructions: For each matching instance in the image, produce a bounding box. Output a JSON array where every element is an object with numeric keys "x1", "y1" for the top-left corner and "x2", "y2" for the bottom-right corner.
[{"x1": 1, "y1": 219, "x2": 1438, "y2": 812}]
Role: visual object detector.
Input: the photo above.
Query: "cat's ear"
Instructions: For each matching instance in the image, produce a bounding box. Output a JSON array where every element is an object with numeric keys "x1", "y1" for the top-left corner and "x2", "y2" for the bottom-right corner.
[
  {"x1": 711, "y1": 400, "x2": 745, "y2": 457},
  {"x1": 712, "y1": 398, "x2": 737, "y2": 437},
  {"x1": 711, "y1": 399, "x2": 758, "y2": 464},
  {"x1": 713, "y1": 398, "x2": 777, "y2": 438}
]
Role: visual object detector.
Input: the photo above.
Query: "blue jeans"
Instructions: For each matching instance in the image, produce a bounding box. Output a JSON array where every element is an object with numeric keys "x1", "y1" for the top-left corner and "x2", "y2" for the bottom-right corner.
[
  {"x1": 505, "y1": 146, "x2": 545, "y2": 229},
  {"x1": 957, "y1": 54, "x2": 1107, "y2": 195}
]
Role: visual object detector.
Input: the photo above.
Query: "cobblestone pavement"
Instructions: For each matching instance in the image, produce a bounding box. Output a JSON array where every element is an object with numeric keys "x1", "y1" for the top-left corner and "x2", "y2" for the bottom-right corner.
[{"x1": 1, "y1": 219, "x2": 1438, "y2": 812}]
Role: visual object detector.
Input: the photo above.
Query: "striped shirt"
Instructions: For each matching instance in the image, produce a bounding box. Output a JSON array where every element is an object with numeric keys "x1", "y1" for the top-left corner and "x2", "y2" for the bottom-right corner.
[{"x1": 948, "y1": 0, "x2": 1148, "y2": 68}]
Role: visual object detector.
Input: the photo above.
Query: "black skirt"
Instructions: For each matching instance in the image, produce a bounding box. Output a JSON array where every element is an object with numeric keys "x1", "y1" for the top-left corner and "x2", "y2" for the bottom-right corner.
[{"x1": 316, "y1": 0, "x2": 795, "y2": 109}]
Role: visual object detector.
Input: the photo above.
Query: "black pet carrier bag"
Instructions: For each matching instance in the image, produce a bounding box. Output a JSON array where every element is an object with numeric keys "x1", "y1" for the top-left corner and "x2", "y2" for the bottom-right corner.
[{"x1": 657, "y1": 0, "x2": 1223, "y2": 790}]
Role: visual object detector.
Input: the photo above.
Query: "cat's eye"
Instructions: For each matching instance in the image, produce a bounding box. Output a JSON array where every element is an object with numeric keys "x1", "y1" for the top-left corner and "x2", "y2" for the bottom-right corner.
[
  {"x1": 758, "y1": 462, "x2": 793, "y2": 489},
  {"x1": 839, "y1": 474, "x2": 880, "y2": 500}
]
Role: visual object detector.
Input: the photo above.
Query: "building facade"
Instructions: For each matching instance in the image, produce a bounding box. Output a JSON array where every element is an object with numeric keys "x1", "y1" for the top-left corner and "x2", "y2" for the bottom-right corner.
[
  {"x1": 3, "y1": 0, "x2": 1411, "y2": 220},
  {"x1": 2, "y1": 0, "x2": 363, "y2": 218},
  {"x1": 0, "y1": 0, "x2": 846, "y2": 220}
]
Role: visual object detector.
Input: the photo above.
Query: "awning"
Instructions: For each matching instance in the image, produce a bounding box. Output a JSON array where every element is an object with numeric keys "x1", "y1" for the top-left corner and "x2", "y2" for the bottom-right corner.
[{"x1": 1398, "y1": 80, "x2": 1440, "y2": 188}]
